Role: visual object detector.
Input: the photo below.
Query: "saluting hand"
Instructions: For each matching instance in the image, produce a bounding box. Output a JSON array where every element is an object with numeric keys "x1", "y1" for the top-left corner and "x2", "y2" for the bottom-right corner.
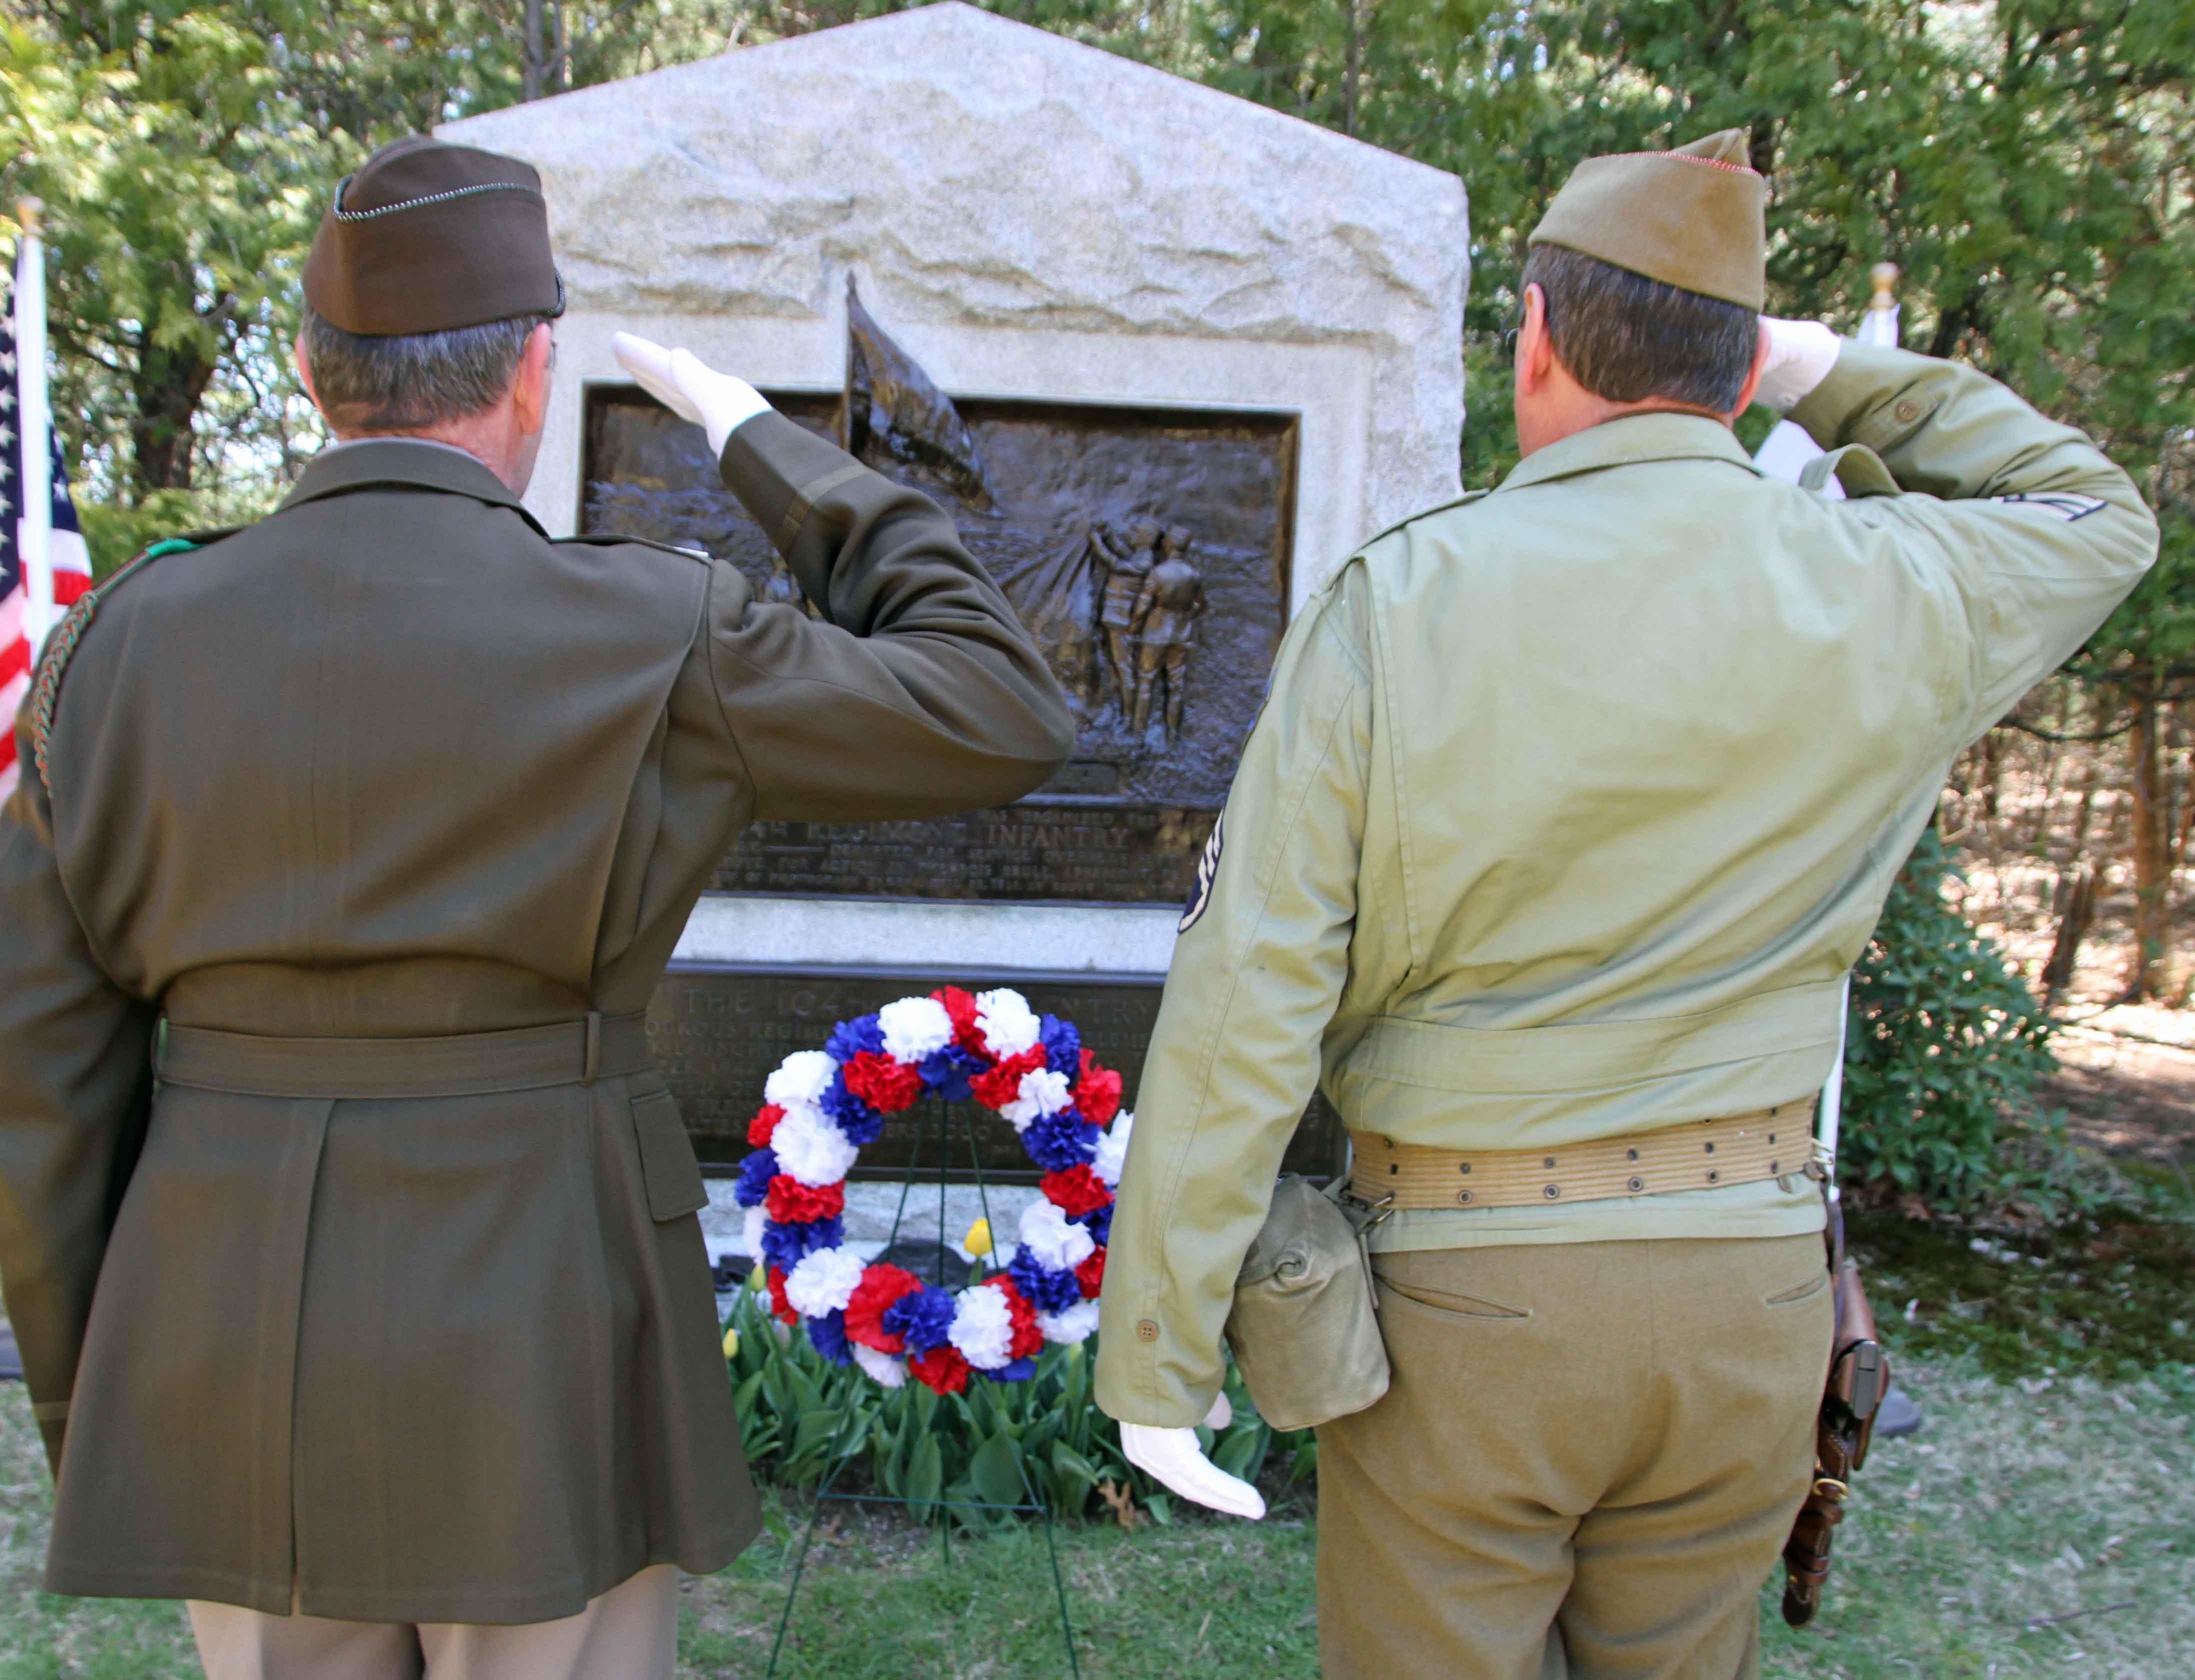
[
  {"x1": 1753, "y1": 317, "x2": 1843, "y2": 413},
  {"x1": 611, "y1": 333, "x2": 774, "y2": 457},
  {"x1": 1118, "y1": 1393, "x2": 1268, "y2": 1521}
]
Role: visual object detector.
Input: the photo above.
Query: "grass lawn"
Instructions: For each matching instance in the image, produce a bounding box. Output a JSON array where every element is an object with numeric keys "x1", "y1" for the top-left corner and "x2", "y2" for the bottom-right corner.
[{"x1": 3, "y1": 1206, "x2": 2190, "y2": 1677}]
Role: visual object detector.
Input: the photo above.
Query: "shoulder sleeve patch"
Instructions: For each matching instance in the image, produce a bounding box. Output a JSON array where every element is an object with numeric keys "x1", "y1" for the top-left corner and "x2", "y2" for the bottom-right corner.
[{"x1": 1178, "y1": 810, "x2": 1224, "y2": 933}]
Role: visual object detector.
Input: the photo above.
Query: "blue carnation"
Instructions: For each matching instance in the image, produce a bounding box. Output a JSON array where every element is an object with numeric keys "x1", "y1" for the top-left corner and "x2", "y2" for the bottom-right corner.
[
  {"x1": 1075, "y1": 1203, "x2": 1113, "y2": 1247},
  {"x1": 1009, "y1": 1249, "x2": 1085, "y2": 1314},
  {"x1": 807, "y1": 1309, "x2": 854, "y2": 1367},
  {"x1": 733, "y1": 1147, "x2": 779, "y2": 1208},
  {"x1": 882, "y1": 1284, "x2": 957, "y2": 1353},
  {"x1": 993, "y1": 1357, "x2": 1036, "y2": 1383},
  {"x1": 1023, "y1": 1107, "x2": 1100, "y2": 1172},
  {"x1": 760, "y1": 1215, "x2": 843, "y2": 1274},
  {"x1": 824, "y1": 1015, "x2": 885, "y2": 1063},
  {"x1": 919, "y1": 1044, "x2": 982, "y2": 1103},
  {"x1": 821, "y1": 1075, "x2": 885, "y2": 1145},
  {"x1": 1039, "y1": 1015, "x2": 1081, "y2": 1077}
]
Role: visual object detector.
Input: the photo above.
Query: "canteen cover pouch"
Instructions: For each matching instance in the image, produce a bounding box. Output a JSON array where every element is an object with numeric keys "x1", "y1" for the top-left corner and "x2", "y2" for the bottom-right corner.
[{"x1": 1224, "y1": 1175, "x2": 1390, "y2": 1431}]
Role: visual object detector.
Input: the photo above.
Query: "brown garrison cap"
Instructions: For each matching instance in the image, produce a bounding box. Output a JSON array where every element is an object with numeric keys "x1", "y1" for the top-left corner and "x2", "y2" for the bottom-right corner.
[
  {"x1": 1528, "y1": 129, "x2": 1767, "y2": 311},
  {"x1": 302, "y1": 137, "x2": 565, "y2": 337}
]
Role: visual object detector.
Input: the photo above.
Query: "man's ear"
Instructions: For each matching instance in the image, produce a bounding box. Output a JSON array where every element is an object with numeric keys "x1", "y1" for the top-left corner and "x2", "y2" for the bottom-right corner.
[
  {"x1": 1517, "y1": 282, "x2": 1555, "y2": 394},
  {"x1": 294, "y1": 331, "x2": 322, "y2": 415},
  {"x1": 513, "y1": 322, "x2": 556, "y2": 436},
  {"x1": 1729, "y1": 317, "x2": 1774, "y2": 418}
]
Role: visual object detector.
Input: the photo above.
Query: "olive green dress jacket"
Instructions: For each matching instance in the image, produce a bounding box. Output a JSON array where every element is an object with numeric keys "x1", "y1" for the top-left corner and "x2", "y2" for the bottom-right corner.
[
  {"x1": 0, "y1": 414, "x2": 1073, "y2": 1619},
  {"x1": 1098, "y1": 343, "x2": 2158, "y2": 1427}
]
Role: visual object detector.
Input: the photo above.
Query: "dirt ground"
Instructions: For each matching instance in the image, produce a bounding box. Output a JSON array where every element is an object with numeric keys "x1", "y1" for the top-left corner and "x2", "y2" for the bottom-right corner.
[{"x1": 1943, "y1": 753, "x2": 2195, "y2": 1170}]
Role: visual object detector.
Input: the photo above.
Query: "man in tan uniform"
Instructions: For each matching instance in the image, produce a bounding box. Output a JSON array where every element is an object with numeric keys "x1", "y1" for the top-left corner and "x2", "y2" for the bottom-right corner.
[
  {"x1": 1097, "y1": 131, "x2": 2156, "y2": 1676},
  {"x1": 0, "y1": 138, "x2": 1071, "y2": 1677}
]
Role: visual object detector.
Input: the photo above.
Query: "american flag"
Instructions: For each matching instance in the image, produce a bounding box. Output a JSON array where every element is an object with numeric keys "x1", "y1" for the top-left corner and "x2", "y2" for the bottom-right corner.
[{"x1": 2, "y1": 243, "x2": 92, "y2": 802}]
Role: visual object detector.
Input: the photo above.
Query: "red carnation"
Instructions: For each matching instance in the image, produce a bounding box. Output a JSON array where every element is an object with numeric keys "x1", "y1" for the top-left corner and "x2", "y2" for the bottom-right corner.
[
  {"x1": 843, "y1": 1263, "x2": 924, "y2": 1353},
  {"x1": 1073, "y1": 1049, "x2": 1123, "y2": 1127},
  {"x1": 908, "y1": 1345, "x2": 972, "y2": 1396},
  {"x1": 988, "y1": 1274, "x2": 1047, "y2": 1360},
  {"x1": 1075, "y1": 1248, "x2": 1107, "y2": 1299},
  {"x1": 1041, "y1": 1164, "x2": 1112, "y2": 1219},
  {"x1": 842, "y1": 1050, "x2": 924, "y2": 1115},
  {"x1": 747, "y1": 1103, "x2": 785, "y2": 1147},
  {"x1": 933, "y1": 986, "x2": 988, "y2": 1056},
  {"x1": 765, "y1": 1174, "x2": 845, "y2": 1225},
  {"x1": 969, "y1": 1046, "x2": 1046, "y2": 1111},
  {"x1": 765, "y1": 1266, "x2": 799, "y2": 1326}
]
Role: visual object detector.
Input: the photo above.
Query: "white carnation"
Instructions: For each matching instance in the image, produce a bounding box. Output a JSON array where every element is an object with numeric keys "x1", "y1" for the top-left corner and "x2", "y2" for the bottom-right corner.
[
  {"x1": 765, "y1": 1049, "x2": 839, "y2": 1110},
  {"x1": 877, "y1": 996, "x2": 954, "y2": 1062},
  {"x1": 742, "y1": 1205, "x2": 768, "y2": 1259},
  {"x1": 784, "y1": 1245, "x2": 868, "y2": 1319},
  {"x1": 852, "y1": 1343, "x2": 908, "y2": 1389},
  {"x1": 1017, "y1": 1198, "x2": 1096, "y2": 1272},
  {"x1": 769, "y1": 1103, "x2": 857, "y2": 1187},
  {"x1": 974, "y1": 989, "x2": 1041, "y2": 1058},
  {"x1": 948, "y1": 1284, "x2": 1015, "y2": 1370},
  {"x1": 1092, "y1": 1110, "x2": 1135, "y2": 1188},
  {"x1": 1038, "y1": 1300, "x2": 1101, "y2": 1344},
  {"x1": 1000, "y1": 1067, "x2": 1073, "y2": 1132}
]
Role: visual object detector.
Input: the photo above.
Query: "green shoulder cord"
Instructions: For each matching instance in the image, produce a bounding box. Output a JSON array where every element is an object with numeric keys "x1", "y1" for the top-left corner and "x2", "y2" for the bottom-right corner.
[{"x1": 31, "y1": 538, "x2": 202, "y2": 797}]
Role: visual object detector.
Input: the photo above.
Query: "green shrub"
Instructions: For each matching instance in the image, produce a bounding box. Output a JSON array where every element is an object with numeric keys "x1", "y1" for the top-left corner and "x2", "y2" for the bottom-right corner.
[
  {"x1": 1841, "y1": 829, "x2": 2070, "y2": 1212},
  {"x1": 720, "y1": 1281, "x2": 1313, "y2": 1525}
]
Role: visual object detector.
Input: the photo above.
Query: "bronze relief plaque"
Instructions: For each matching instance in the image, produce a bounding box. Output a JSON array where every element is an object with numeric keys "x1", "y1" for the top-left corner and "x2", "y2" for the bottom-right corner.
[
  {"x1": 648, "y1": 964, "x2": 1344, "y2": 1182},
  {"x1": 582, "y1": 386, "x2": 1297, "y2": 905}
]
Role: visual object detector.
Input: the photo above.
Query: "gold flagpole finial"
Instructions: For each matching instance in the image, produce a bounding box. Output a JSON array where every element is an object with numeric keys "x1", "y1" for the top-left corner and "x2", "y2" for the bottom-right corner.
[
  {"x1": 1868, "y1": 262, "x2": 1898, "y2": 309},
  {"x1": 17, "y1": 197, "x2": 44, "y2": 236}
]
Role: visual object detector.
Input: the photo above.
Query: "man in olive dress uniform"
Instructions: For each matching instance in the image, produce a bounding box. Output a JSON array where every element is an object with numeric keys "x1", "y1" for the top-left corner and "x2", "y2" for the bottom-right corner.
[
  {"x1": 1098, "y1": 130, "x2": 2157, "y2": 1676},
  {"x1": 0, "y1": 137, "x2": 1071, "y2": 1678}
]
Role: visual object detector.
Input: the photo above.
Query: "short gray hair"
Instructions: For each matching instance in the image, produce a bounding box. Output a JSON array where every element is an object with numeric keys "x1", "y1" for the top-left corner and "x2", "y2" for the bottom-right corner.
[
  {"x1": 300, "y1": 306, "x2": 552, "y2": 433},
  {"x1": 1523, "y1": 243, "x2": 1759, "y2": 412}
]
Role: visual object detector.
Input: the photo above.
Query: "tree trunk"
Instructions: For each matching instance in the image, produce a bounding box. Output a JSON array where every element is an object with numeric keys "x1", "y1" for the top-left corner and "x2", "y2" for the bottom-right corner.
[
  {"x1": 128, "y1": 334, "x2": 221, "y2": 496},
  {"x1": 524, "y1": 0, "x2": 545, "y2": 101},
  {"x1": 2123, "y1": 682, "x2": 2172, "y2": 999},
  {"x1": 2041, "y1": 865, "x2": 2096, "y2": 1009},
  {"x1": 1342, "y1": 0, "x2": 1365, "y2": 137},
  {"x1": 1979, "y1": 728, "x2": 2001, "y2": 820}
]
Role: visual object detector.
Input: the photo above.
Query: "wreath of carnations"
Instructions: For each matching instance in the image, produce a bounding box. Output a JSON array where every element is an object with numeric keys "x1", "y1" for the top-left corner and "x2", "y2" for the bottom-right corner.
[{"x1": 731, "y1": 985, "x2": 1134, "y2": 1396}]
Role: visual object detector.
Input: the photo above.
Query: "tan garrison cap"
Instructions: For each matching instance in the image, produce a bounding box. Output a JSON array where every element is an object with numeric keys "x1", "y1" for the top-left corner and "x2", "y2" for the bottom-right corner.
[
  {"x1": 1528, "y1": 129, "x2": 1767, "y2": 310},
  {"x1": 303, "y1": 137, "x2": 565, "y2": 337}
]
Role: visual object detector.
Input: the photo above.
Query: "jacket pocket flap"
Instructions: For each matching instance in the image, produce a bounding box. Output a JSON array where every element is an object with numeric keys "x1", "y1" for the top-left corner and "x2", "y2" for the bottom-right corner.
[{"x1": 632, "y1": 1090, "x2": 709, "y2": 1221}]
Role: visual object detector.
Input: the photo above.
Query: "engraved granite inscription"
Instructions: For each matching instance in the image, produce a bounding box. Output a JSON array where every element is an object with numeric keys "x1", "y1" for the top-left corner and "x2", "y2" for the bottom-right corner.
[{"x1": 649, "y1": 965, "x2": 1344, "y2": 1181}]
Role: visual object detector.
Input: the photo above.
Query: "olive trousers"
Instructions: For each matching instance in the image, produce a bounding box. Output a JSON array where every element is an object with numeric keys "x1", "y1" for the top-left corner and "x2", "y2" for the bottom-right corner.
[
  {"x1": 1315, "y1": 1236, "x2": 1832, "y2": 1679},
  {"x1": 186, "y1": 1564, "x2": 677, "y2": 1680}
]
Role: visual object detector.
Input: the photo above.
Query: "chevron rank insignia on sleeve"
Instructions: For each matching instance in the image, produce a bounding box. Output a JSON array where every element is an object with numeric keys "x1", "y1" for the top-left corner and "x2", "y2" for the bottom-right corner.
[
  {"x1": 1989, "y1": 492, "x2": 2108, "y2": 522},
  {"x1": 1178, "y1": 810, "x2": 1224, "y2": 933}
]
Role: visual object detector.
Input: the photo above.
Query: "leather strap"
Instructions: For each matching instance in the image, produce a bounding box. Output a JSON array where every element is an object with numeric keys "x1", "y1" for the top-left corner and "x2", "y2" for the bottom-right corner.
[
  {"x1": 1345, "y1": 1099, "x2": 1815, "y2": 1211},
  {"x1": 156, "y1": 1011, "x2": 653, "y2": 1098}
]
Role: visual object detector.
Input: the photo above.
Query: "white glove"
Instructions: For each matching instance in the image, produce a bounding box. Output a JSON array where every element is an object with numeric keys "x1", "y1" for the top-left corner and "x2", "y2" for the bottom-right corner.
[
  {"x1": 610, "y1": 332, "x2": 772, "y2": 458},
  {"x1": 1753, "y1": 317, "x2": 1843, "y2": 413},
  {"x1": 1118, "y1": 1392, "x2": 1267, "y2": 1521}
]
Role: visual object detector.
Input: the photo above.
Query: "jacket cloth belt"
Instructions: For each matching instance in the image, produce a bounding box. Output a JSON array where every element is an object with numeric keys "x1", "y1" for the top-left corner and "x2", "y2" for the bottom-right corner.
[
  {"x1": 0, "y1": 413, "x2": 1072, "y2": 1619},
  {"x1": 1097, "y1": 342, "x2": 2158, "y2": 1427}
]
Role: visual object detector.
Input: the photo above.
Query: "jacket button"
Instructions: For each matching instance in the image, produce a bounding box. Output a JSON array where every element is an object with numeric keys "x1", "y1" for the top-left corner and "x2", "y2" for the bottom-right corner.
[
  {"x1": 1135, "y1": 1320, "x2": 1159, "y2": 1342},
  {"x1": 1894, "y1": 399, "x2": 1920, "y2": 423}
]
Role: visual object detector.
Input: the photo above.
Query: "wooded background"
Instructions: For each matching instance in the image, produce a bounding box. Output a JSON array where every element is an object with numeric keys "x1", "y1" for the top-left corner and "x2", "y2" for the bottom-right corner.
[{"x1": 5, "y1": 0, "x2": 2191, "y2": 1005}]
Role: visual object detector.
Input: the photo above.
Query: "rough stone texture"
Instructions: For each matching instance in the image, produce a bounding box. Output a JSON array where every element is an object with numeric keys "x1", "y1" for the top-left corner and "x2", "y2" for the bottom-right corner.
[{"x1": 439, "y1": 2, "x2": 1468, "y2": 575}]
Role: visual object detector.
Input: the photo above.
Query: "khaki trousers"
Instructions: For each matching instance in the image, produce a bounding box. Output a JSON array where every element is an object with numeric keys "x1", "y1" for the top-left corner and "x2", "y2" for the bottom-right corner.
[
  {"x1": 1316, "y1": 1236, "x2": 1832, "y2": 1680},
  {"x1": 187, "y1": 1564, "x2": 677, "y2": 1680}
]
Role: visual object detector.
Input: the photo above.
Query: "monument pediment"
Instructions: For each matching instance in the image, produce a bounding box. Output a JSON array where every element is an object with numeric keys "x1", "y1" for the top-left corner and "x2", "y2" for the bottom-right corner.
[{"x1": 442, "y1": 2, "x2": 1463, "y2": 347}]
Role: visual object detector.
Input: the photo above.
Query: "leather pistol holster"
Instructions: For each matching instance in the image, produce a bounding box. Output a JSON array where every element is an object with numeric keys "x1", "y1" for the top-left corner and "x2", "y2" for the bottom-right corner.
[{"x1": 1781, "y1": 1201, "x2": 1888, "y2": 1627}]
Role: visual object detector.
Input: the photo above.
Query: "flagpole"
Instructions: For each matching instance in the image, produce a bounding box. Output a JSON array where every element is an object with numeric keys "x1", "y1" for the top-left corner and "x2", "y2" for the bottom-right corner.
[
  {"x1": 1857, "y1": 261, "x2": 1899, "y2": 351},
  {"x1": 15, "y1": 197, "x2": 53, "y2": 659}
]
